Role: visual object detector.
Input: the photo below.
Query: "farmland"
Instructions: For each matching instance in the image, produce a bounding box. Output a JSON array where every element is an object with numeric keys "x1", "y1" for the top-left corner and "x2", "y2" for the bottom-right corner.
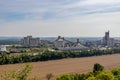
[{"x1": 0, "y1": 54, "x2": 120, "y2": 80}]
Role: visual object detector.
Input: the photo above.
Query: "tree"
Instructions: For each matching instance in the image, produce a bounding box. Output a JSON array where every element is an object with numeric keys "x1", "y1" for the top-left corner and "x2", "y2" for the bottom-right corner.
[{"x1": 93, "y1": 63, "x2": 104, "y2": 73}]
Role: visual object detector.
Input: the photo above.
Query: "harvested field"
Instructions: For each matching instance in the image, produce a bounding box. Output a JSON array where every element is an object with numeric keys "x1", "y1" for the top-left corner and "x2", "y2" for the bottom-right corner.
[{"x1": 1, "y1": 54, "x2": 120, "y2": 80}]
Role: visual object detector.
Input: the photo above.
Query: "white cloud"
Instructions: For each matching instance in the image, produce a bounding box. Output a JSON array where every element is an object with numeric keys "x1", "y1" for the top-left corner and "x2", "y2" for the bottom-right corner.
[
  {"x1": 81, "y1": 0, "x2": 120, "y2": 5},
  {"x1": 1, "y1": 11, "x2": 120, "y2": 37},
  {"x1": 0, "y1": 0, "x2": 120, "y2": 37}
]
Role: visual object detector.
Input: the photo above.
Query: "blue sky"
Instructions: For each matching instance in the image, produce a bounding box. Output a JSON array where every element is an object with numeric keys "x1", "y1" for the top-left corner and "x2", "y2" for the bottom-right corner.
[{"x1": 0, "y1": 0, "x2": 120, "y2": 37}]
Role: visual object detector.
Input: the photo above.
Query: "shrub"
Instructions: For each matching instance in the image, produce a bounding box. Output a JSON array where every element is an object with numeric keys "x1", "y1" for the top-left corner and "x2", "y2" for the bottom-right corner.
[{"x1": 93, "y1": 63, "x2": 104, "y2": 73}]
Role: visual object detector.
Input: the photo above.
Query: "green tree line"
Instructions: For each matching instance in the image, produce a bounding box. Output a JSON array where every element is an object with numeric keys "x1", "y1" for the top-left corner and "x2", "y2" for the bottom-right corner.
[{"x1": 1, "y1": 47, "x2": 120, "y2": 65}]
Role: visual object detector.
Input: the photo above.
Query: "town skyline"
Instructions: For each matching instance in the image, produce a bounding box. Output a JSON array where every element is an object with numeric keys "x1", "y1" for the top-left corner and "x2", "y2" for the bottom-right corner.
[{"x1": 0, "y1": 0, "x2": 120, "y2": 37}]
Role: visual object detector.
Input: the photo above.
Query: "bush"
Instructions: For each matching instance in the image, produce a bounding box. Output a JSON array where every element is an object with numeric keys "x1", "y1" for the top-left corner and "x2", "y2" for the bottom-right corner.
[
  {"x1": 56, "y1": 74, "x2": 74, "y2": 80},
  {"x1": 112, "y1": 68, "x2": 120, "y2": 76},
  {"x1": 96, "y1": 71, "x2": 114, "y2": 80},
  {"x1": 93, "y1": 63, "x2": 104, "y2": 73}
]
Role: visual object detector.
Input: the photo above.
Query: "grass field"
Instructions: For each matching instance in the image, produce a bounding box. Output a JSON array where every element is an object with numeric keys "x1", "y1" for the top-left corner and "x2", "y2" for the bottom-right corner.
[{"x1": 1, "y1": 54, "x2": 120, "y2": 80}]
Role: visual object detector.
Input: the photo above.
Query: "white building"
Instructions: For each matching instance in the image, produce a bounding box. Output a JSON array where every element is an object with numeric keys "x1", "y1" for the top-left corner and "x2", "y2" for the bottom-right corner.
[{"x1": 0, "y1": 45, "x2": 7, "y2": 52}]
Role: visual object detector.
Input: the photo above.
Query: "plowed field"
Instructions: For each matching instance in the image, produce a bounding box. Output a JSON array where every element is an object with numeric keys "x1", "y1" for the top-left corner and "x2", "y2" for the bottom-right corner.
[{"x1": 1, "y1": 54, "x2": 120, "y2": 80}]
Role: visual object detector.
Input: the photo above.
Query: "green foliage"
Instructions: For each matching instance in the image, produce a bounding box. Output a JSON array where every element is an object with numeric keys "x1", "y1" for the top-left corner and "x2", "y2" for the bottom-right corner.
[
  {"x1": 57, "y1": 74, "x2": 74, "y2": 80},
  {"x1": 96, "y1": 71, "x2": 114, "y2": 80},
  {"x1": 17, "y1": 65, "x2": 32, "y2": 80},
  {"x1": 111, "y1": 68, "x2": 120, "y2": 80},
  {"x1": 93, "y1": 63, "x2": 104, "y2": 73},
  {"x1": 28, "y1": 77, "x2": 39, "y2": 80},
  {"x1": 56, "y1": 63, "x2": 118, "y2": 80},
  {"x1": 86, "y1": 77, "x2": 96, "y2": 80},
  {"x1": 1, "y1": 64, "x2": 35, "y2": 80},
  {"x1": 112, "y1": 68, "x2": 120, "y2": 76},
  {"x1": 85, "y1": 72, "x2": 94, "y2": 79},
  {"x1": 1, "y1": 47, "x2": 120, "y2": 65},
  {"x1": 73, "y1": 74, "x2": 86, "y2": 80}
]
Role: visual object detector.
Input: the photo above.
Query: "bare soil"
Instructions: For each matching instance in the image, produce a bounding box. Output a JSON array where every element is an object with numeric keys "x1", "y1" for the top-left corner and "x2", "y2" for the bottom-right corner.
[{"x1": 1, "y1": 54, "x2": 120, "y2": 80}]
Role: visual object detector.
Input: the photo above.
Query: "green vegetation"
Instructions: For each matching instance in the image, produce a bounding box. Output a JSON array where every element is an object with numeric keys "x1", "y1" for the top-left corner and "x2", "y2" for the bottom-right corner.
[
  {"x1": 56, "y1": 63, "x2": 120, "y2": 80},
  {"x1": 1, "y1": 47, "x2": 120, "y2": 65},
  {"x1": 0, "y1": 64, "x2": 39, "y2": 80},
  {"x1": 93, "y1": 63, "x2": 104, "y2": 73},
  {"x1": 57, "y1": 71, "x2": 115, "y2": 80}
]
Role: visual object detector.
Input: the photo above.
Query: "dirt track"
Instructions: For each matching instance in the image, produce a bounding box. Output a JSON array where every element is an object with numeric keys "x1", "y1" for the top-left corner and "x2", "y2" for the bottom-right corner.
[{"x1": 1, "y1": 54, "x2": 120, "y2": 80}]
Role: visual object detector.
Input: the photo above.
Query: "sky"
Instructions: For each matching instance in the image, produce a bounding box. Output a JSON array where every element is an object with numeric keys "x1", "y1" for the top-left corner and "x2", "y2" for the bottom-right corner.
[{"x1": 0, "y1": 0, "x2": 120, "y2": 37}]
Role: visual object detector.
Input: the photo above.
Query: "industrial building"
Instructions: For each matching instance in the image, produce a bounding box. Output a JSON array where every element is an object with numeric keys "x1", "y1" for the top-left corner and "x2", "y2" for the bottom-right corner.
[{"x1": 20, "y1": 36, "x2": 40, "y2": 46}]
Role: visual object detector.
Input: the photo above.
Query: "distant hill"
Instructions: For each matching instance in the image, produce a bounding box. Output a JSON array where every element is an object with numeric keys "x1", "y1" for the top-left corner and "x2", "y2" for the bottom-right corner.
[
  {"x1": 0, "y1": 36, "x2": 120, "y2": 42},
  {"x1": 40, "y1": 37, "x2": 103, "y2": 42},
  {"x1": 0, "y1": 37, "x2": 22, "y2": 41}
]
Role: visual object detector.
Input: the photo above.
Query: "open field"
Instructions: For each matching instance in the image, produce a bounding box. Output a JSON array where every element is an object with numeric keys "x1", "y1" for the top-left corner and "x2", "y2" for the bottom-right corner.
[{"x1": 1, "y1": 54, "x2": 120, "y2": 80}]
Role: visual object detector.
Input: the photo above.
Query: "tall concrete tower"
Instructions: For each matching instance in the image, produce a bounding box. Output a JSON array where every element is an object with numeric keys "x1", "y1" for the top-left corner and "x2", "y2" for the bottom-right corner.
[{"x1": 103, "y1": 30, "x2": 110, "y2": 46}]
